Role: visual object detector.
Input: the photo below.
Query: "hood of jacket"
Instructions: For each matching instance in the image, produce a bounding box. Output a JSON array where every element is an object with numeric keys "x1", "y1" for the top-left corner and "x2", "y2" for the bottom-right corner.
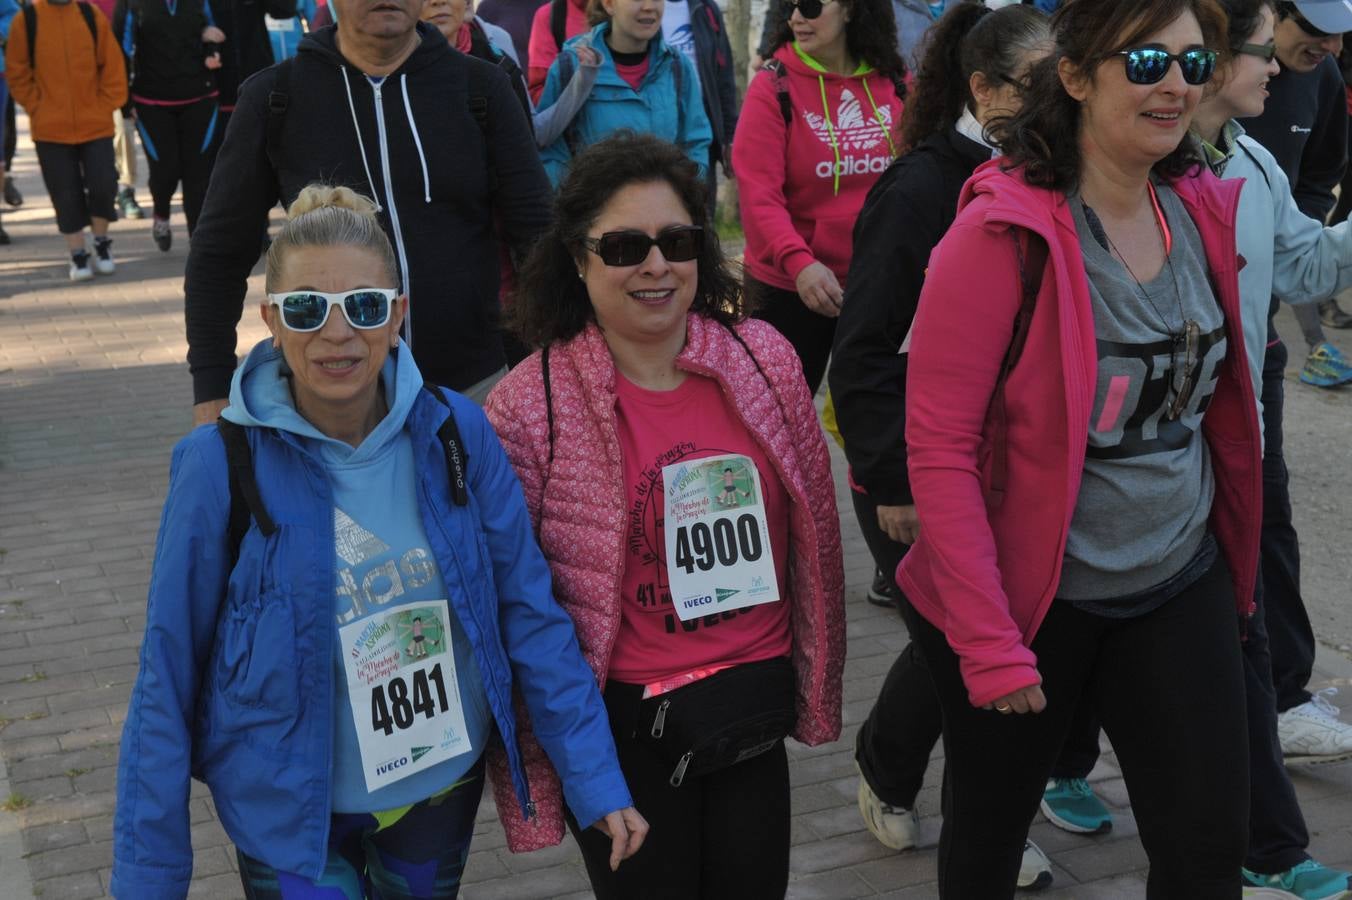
[{"x1": 222, "y1": 336, "x2": 425, "y2": 468}]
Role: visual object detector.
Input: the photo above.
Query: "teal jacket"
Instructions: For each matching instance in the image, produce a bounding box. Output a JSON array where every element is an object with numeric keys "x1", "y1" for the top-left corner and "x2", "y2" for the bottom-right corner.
[{"x1": 538, "y1": 21, "x2": 711, "y2": 187}]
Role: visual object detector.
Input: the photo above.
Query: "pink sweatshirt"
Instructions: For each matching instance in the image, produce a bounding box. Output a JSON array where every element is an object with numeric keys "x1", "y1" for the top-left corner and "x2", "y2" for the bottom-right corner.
[
  {"x1": 898, "y1": 161, "x2": 1262, "y2": 708},
  {"x1": 526, "y1": 0, "x2": 588, "y2": 102},
  {"x1": 734, "y1": 43, "x2": 903, "y2": 291}
]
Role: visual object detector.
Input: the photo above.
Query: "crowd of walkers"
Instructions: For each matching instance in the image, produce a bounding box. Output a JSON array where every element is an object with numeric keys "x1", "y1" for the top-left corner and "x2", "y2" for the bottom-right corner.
[{"x1": 1, "y1": 0, "x2": 1344, "y2": 895}]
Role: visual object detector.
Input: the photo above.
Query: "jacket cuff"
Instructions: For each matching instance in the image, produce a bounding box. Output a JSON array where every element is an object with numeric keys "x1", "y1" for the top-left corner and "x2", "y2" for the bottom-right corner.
[
  {"x1": 782, "y1": 249, "x2": 816, "y2": 283},
  {"x1": 959, "y1": 660, "x2": 1041, "y2": 710},
  {"x1": 563, "y1": 778, "x2": 634, "y2": 834},
  {"x1": 856, "y1": 481, "x2": 914, "y2": 507},
  {"x1": 191, "y1": 366, "x2": 235, "y2": 405},
  {"x1": 111, "y1": 861, "x2": 192, "y2": 900}
]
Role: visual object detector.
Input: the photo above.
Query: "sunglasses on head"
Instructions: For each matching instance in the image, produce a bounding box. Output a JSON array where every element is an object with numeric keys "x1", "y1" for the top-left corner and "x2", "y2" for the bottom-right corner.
[
  {"x1": 267, "y1": 288, "x2": 398, "y2": 332},
  {"x1": 1278, "y1": 2, "x2": 1334, "y2": 37},
  {"x1": 582, "y1": 225, "x2": 704, "y2": 267},
  {"x1": 783, "y1": 0, "x2": 836, "y2": 20},
  {"x1": 1116, "y1": 46, "x2": 1218, "y2": 85}
]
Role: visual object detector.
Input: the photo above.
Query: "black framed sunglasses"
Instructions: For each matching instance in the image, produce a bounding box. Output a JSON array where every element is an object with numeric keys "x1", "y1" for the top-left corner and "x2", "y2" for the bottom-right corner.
[
  {"x1": 1167, "y1": 319, "x2": 1202, "y2": 421},
  {"x1": 1236, "y1": 42, "x2": 1278, "y2": 61},
  {"x1": 582, "y1": 225, "x2": 704, "y2": 267},
  {"x1": 1116, "y1": 47, "x2": 1218, "y2": 85},
  {"x1": 1278, "y1": 2, "x2": 1334, "y2": 37},
  {"x1": 783, "y1": 0, "x2": 836, "y2": 20},
  {"x1": 267, "y1": 288, "x2": 398, "y2": 332}
]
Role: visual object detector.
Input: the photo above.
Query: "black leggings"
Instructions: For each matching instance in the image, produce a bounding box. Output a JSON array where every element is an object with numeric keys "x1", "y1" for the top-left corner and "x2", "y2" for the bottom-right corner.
[
  {"x1": 914, "y1": 555, "x2": 1249, "y2": 899},
  {"x1": 746, "y1": 273, "x2": 836, "y2": 396},
  {"x1": 34, "y1": 138, "x2": 117, "y2": 234},
  {"x1": 134, "y1": 96, "x2": 220, "y2": 232},
  {"x1": 569, "y1": 681, "x2": 791, "y2": 900}
]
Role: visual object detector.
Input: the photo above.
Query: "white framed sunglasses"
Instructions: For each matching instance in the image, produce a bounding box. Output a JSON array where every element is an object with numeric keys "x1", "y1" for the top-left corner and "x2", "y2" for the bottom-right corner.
[{"x1": 266, "y1": 288, "x2": 399, "y2": 332}]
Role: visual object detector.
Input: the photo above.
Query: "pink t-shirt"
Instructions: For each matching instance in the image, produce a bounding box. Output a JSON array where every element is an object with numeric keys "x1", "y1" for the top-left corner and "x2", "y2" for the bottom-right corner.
[
  {"x1": 614, "y1": 56, "x2": 650, "y2": 92},
  {"x1": 608, "y1": 371, "x2": 792, "y2": 686}
]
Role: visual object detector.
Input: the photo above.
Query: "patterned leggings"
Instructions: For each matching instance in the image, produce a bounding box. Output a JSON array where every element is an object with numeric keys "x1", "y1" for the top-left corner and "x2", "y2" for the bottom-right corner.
[{"x1": 237, "y1": 760, "x2": 484, "y2": 900}]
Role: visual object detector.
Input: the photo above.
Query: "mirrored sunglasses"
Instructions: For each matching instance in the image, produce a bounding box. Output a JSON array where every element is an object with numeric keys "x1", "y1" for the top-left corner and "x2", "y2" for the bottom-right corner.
[
  {"x1": 267, "y1": 288, "x2": 398, "y2": 332},
  {"x1": 582, "y1": 226, "x2": 704, "y2": 267},
  {"x1": 1116, "y1": 47, "x2": 1218, "y2": 85}
]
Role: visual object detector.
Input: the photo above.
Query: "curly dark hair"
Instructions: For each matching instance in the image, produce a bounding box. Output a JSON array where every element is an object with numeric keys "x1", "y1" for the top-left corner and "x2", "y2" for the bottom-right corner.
[
  {"x1": 764, "y1": 0, "x2": 906, "y2": 84},
  {"x1": 509, "y1": 133, "x2": 746, "y2": 349},
  {"x1": 900, "y1": 2, "x2": 1050, "y2": 151},
  {"x1": 987, "y1": 0, "x2": 1230, "y2": 194},
  {"x1": 1217, "y1": 0, "x2": 1275, "y2": 52}
]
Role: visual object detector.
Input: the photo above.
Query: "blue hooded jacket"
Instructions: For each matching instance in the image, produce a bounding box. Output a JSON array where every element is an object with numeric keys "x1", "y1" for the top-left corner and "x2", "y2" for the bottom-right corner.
[{"x1": 112, "y1": 338, "x2": 629, "y2": 899}]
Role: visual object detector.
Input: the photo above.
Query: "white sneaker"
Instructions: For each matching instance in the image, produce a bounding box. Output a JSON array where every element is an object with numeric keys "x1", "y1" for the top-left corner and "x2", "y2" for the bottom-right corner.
[
  {"x1": 856, "y1": 764, "x2": 919, "y2": 850},
  {"x1": 92, "y1": 237, "x2": 115, "y2": 275},
  {"x1": 69, "y1": 251, "x2": 94, "y2": 282},
  {"x1": 1019, "y1": 839, "x2": 1053, "y2": 891},
  {"x1": 1279, "y1": 689, "x2": 1352, "y2": 764}
]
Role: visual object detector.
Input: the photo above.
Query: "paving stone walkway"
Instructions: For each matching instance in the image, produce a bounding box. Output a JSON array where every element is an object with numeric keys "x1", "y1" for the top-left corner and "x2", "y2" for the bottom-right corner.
[{"x1": 1, "y1": 118, "x2": 1351, "y2": 900}]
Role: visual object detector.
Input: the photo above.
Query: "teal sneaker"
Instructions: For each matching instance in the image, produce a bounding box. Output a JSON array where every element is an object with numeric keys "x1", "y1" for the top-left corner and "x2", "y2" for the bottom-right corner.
[
  {"x1": 1242, "y1": 859, "x2": 1351, "y2": 898},
  {"x1": 1039, "y1": 778, "x2": 1112, "y2": 834},
  {"x1": 1298, "y1": 342, "x2": 1352, "y2": 388}
]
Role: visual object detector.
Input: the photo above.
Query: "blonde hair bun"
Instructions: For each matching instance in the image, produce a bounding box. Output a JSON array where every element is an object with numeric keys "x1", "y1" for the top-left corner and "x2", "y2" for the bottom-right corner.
[
  {"x1": 285, "y1": 184, "x2": 381, "y2": 221},
  {"x1": 264, "y1": 182, "x2": 398, "y2": 292}
]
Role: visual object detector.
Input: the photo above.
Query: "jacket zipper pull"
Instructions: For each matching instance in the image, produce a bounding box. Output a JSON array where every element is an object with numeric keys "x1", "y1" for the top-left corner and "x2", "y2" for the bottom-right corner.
[
  {"x1": 669, "y1": 751, "x2": 693, "y2": 787},
  {"x1": 650, "y1": 699, "x2": 670, "y2": 738}
]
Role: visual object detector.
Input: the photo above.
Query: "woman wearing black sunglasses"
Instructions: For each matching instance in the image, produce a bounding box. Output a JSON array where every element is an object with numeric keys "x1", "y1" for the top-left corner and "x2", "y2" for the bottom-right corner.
[
  {"x1": 733, "y1": 0, "x2": 905, "y2": 396},
  {"x1": 486, "y1": 133, "x2": 845, "y2": 899},
  {"x1": 112, "y1": 183, "x2": 646, "y2": 899},
  {"x1": 897, "y1": 0, "x2": 1264, "y2": 895}
]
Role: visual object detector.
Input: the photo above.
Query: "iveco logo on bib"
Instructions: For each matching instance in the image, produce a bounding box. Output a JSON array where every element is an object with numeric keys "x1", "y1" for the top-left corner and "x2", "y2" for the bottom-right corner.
[
  {"x1": 376, "y1": 756, "x2": 409, "y2": 776},
  {"x1": 816, "y1": 155, "x2": 890, "y2": 178}
]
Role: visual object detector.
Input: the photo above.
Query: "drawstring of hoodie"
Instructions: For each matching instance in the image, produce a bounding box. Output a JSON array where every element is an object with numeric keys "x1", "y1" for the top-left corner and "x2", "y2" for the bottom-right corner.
[
  {"x1": 860, "y1": 78, "x2": 898, "y2": 161},
  {"x1": 341, "y1": 68, "x2": 383, "y2": 213},
  {"x1": 400, "y1": 74, "x2": 432, "y2": 204},
  {"x1": 815, "y1": 75, "x2": 843, "y2": 196}
]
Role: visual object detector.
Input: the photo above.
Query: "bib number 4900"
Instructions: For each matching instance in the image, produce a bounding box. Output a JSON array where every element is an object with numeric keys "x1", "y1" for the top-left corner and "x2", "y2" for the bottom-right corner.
[
  {"x1": 371, "y1": 663, "x2": 451, "y2": 736},
  {"x1": 672, "y1": 513, "x2": 763, "y2": 575}
]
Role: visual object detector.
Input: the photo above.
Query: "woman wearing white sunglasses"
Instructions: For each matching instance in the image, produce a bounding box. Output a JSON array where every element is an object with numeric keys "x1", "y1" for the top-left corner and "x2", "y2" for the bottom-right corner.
[{"x1": 111, "y1": 183, "x2": 645, "y2": 900}]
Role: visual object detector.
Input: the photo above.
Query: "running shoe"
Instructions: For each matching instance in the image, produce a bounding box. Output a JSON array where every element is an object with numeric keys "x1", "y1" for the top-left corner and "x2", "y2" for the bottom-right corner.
[
  {"x1": 1019, "y1": 840, "x2": 1053, "y2": 891},
  {"x1": 1279, "y1": 688, "x2": 1352, "y2": 764},
  {"x1": 152, "y1": 218, "x2": 172, "y2": 252},
  {"x1": 867, "y1": 567, "x2": 901, "y2": 608},
  {"x1": 1241, "y1": 858, "x2": 1352, "y2": 899},
  {"x1": 117, "y1": 186, "x2": 144, "y2": 220},
  {"x1": 93, "y1": 237, "x2": 116, "y2": 275},
  {"x1": 1298, "y1": 343, "x2": 1352, "y2": 388},
  {"x1": 856, "y1": 763, "x2": 918, "y2": 850},
  {"x1": 1040, "y1": 777, "x2": 1113, "y2": 834},
  {"x1": 2, "y1": 174, "x2": 22, "y2": 207},
  {"x1": 70, "y1": 250, "x2": 94, "y2": 282}
]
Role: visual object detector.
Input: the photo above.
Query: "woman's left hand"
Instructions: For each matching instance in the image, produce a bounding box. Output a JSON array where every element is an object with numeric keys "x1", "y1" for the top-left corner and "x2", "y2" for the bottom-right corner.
[
  {"x1": 983, "y1": 684, "x2": 1046, "y2": 715},
  {"x1": 795, "y1": 262, "x2": 844, "y2": 317},
  {"x1": 594, "y1": 806, "x2": 649, "y2": 870}
]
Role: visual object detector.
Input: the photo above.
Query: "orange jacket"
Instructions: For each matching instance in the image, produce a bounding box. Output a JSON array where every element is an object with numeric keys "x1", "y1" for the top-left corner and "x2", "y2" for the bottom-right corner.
[{"x1": 6, "y1": 0, "x2": 127, "y2": 144}]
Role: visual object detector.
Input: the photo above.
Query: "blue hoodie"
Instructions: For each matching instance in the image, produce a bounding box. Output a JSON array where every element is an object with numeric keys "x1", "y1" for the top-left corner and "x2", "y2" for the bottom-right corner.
[{"x1": 113, "y1": 338, "x2": 630, "y2": 899}]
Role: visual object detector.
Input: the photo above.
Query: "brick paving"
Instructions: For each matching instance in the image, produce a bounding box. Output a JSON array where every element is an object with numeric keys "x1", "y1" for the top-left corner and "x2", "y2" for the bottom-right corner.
[{"x1": 1, "y1": 116, "x2": 1351, "y2": 900}]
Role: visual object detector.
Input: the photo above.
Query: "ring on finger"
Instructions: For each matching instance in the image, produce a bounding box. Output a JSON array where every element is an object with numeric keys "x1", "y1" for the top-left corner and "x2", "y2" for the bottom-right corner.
[{"x1": 995, "y1": 704, "x2": 1011, "y2": 712}]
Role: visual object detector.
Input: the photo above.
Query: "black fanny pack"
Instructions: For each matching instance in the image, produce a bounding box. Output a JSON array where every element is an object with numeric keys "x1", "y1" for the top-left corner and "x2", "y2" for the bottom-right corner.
[{"x1": 606, "y1": 657, "x2": 798, "y2": 787}]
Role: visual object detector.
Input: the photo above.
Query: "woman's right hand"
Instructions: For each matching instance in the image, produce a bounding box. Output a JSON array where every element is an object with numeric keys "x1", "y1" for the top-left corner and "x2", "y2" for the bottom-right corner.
[
  {"x1": 983, "y1": 684, "x2": 1047, "y2": 715},
  {"x1": 594, "y1": 806, "x2": 649, "y2": 870},
  {"x1": 876, "y1": 504, "x2": 919, "y2": 545},
  {"x1": 795, "y1": 262, "x2": 844, "y2": 317}
]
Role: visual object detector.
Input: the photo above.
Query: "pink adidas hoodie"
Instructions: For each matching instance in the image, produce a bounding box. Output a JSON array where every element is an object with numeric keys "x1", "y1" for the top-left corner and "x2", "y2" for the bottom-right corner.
[{"x1": 734, "y1": 43, "x2": 903, "y2": 291}]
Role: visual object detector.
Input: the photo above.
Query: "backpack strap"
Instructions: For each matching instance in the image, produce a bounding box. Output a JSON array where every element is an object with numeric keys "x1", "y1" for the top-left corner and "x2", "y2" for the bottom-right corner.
[
  {"x1": 464, "y1": 58, "x2": 498, "y2": 196},
  {"x1": 550, "y1": 0, "x2": 567, "y2": 52},
  {"x1": 762, "y1": 58, "x2": 792, "y2": 128},
  {"x1": 541, "y1": 346, "x2": 555, "y2": 466},
  {"x1": 77, "y1": 2, "x2": 98, "y2": 46},
  {"x1": 24, "y1": 6, "x2": 36, "y2": 68},
  {"x1": 265, "y1": 57, "x2": 293, "y2": 171},
  {"x1": 986, "y1": 230, "x2": 1047, "y2": 498},
  {"x1": 423, "y1": 384, "x2": 470, "y2": 506},
  {"x1": 217, "y1": 419, "x2": 277, "y2": 564}
]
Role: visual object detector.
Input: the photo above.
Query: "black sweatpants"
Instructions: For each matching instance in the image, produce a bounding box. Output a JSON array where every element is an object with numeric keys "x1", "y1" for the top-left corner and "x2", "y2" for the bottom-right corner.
[
  {"x1": 569, "y1": 681, "x2": 791, "y2": 900},
  {"x1": 1259, "y1": 340, "x2": 1314, "y2": 712},
  {"x1": 746, "y1": 273, "x2": 835, "y2": 396},
  {"x1": 913, "y1": 556, "x2": 1249, "y2": 899},
  {"x1": 34, "y1": 138, "x2": 117, "y2": 234},
  {"x1": 850, "y1": 488, "x2": 1101, "y2": 810},
  {"x1": 134, "y1": 96, "x2": 220, "y2": 232}
]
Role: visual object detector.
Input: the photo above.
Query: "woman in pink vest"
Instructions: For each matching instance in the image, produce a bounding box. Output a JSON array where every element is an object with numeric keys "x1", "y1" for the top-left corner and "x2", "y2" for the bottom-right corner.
[
  {"x1": 898, "y1": 0, "x2": 1263, "y2": 895},
  {"x1": 485, "y1": 132, "x2": 845, "y2": 899}
]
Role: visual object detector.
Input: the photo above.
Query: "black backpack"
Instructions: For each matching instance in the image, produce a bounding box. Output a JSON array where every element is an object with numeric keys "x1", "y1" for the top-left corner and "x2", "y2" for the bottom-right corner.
[
  {"x1": 22, "y1": 1, "x2": 99, "y2": 68},
  {"x1": 217, "y1": 385, "x2": 470, "y2": 562},
  {"x1": 550, "y1": 0, "x2": 568, "y2": 51}
]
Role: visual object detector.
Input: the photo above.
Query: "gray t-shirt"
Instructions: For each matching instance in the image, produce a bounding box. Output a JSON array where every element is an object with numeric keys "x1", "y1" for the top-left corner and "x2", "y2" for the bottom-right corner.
[{"x1": 1057, "y1": 183, "x2": 1227, "y2": 607}]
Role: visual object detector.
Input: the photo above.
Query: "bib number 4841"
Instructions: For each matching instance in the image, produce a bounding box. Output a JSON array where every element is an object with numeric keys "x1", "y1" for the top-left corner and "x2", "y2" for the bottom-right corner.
[
  {"x1": 371, "y1": 663, "x2": 451, "y2": 736},
  {"x1": 672, "y1": 513, "x2": 763, "y2": 575}
]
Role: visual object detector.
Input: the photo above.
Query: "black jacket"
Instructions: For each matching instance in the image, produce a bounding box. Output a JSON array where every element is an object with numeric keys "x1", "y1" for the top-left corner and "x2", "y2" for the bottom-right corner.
[
  {"x1": 687, "y1": 0, "x2": 738, "y2": 168},
  {"x1": 212, "y1": 0, "x2": 297, "y2": 108},
  {"x1": 185, "y1": 23, "x2": 552, "y2": 403},
  {"x1": 828, "y1": 126, "x2": 990, "y2": 506},
  {"x1": 114, "y1": 0, "x2": 217, "y2": 101}
]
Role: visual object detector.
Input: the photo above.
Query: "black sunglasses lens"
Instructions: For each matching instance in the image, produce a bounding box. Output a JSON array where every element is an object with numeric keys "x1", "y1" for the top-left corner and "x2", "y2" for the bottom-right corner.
[
  {"x1": 658, "y1": 228, "x2": 702, "y2": 262},
  {"x1": 282, "y1": 293, "x2": 328, "y2": 330},
  {"x1": 1124, "y1": 48, "x2": 1169, "y2": 84},
  {"x1": 791, "y1": 0, "x2": 824, "y2": 18},
  {"x1": 597, "y1": 234, "x2": 647, "y2": 266},
  {"x1": 345, "y1": 291, "x2": 391, "y2": 328},
  {"x1": 1180, "y1": 49, "x2": 1216, "y2": 84}
]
